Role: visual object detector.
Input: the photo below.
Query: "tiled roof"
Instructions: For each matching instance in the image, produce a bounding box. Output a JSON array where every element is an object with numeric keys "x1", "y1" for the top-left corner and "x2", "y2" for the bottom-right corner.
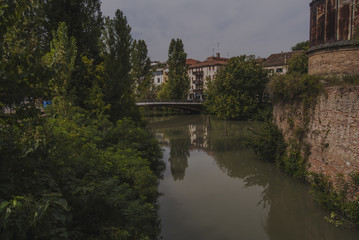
[
  {"x1": 188, "y1": 58, "x2": 229, "y2": 69},
  {"x1": 186, "y1": 59, "x2": 199, "y2": 66},
  {"x1": 263, "y1": 50, "x2": 303, "y2": 67}
]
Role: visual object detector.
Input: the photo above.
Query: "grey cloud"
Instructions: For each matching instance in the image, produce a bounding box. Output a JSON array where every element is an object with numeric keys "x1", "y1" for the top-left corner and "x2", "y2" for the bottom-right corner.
[{"x1": 101, "y1": 0, "x2": 311, "y2": 61}]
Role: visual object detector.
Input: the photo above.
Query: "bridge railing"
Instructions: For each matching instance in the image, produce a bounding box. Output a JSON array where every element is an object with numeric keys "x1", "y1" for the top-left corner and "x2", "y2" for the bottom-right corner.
[{"x1": 137, "y1": 99, "x2": 203, "y2": 103}]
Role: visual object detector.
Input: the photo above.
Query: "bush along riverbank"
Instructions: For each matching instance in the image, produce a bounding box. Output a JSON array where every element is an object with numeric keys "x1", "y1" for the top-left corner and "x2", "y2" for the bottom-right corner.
[
  {"x1": 0, "y1": 2, "x2": 165, "y2": 239},
  {"x1": 250, "y1": 73, "x2": 359, "y2": 228}
]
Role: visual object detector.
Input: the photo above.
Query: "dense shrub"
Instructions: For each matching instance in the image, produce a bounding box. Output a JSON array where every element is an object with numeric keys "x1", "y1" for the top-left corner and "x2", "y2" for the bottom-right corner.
[
  {"x1": 311, "y1": 173, "x2": 359, "y2": 227},
  {"x1": 0, "y1": 107, "x2": 164, "y2": 240}
]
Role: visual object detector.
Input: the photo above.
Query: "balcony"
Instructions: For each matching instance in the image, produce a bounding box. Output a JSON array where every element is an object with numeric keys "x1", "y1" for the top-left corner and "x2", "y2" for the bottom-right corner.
[
  {"x1": 192, "y1": 71, "x2": 204, "y2": 76},
  {"x1": 193, "y1": 88, "x2": 203, "y2": 93},
  {"x1": 193, "y1": 80, "x2": 203, "y2": 85}
]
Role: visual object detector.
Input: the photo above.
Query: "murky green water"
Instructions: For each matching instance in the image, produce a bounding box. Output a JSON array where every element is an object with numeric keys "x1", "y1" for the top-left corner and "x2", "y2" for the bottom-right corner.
[{"x1": 148, "y1": 114, "x2": 359, "y2": 240}]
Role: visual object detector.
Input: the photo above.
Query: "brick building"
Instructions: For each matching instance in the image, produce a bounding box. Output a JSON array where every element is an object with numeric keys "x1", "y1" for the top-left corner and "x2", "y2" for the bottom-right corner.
[{"x1": 308, "y1": 0, "x2": 359, "y2": 76}]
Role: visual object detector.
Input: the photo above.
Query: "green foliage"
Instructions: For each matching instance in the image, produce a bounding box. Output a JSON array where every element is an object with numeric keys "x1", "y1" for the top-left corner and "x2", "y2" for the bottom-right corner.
[
  {"x1": 42, "y1": 0, "x2": 103, "y2": 60},
  {"x1": 81, "y1": 57, "x2": 110, "y2": 116},
  {"x1": 204, "y1": 55, "x2": 269, "y2": 120},
  {"x1": 0, "y1": 105, "x2": 164, "y2": 239},
  {"x1": 279, "y1": 147, "x2": 307, "y2": 179},
  {"x1": 267, "y1": 73, "x2": 323, "y2": 106},
  {"x1": 131, "y1": 39, "x2": 153, "y2": 100},
  {"x1": 0, "y1": 2, "x2": 165, "y2": 239},
  {"x1": 249, "y1": 121, "x2": 308, "y2": 179},
  {"x1": 0, "y1": 0, "x2": 30, "y2": 47},
  {"x1": 287, "y1": 51, "x2": 308, "y2": 75},
  {"x1": 102, "y1": 10, "x2": 141, "y2": 122},
  {"x1": 166, "y1": 38, "x2": 189, "y2": 100},
  {"x1": 311, "y1": 173, "x2": 359, "y2": 227},
  {"x1": 0, "y1": 1, "x2": 48, "y2": 120},
  {"x1": 291, "y1": 40, "x2": 309, "y2": 51},
  {"x1": 248, "y1": 121, "x2": 286, "y2": 163},
  {"x1": 42, "y1": 22, "x2": 77, "y2": 109}
]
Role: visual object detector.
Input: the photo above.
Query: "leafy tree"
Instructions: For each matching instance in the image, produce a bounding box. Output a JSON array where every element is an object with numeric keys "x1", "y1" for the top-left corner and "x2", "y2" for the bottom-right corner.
[
  {"x1": 41, "y1": 0, "x2": 104, "y2": 109},
  {"x1": 102, "y1": 9, "x2": 140, "y2": 122},
  {"x1": 288, "y1": 40, "x2": 309, "y2": 75},
  {"x1": 287, "y1": 51, "x2": 308, "y2": 75},
  {"x1": 42, "y1": 0, "x2": 103, "y2": 59},
  {"x1": 0, "y1": 3, "x2": 165, "y2": 239},
  {"x1": 42, "y1": 22, "x2": 77, "y2": 114},
  {"x1": 0, "y1": 0, "x2": 48, "y2": 120},
  {"x1": 0, "y1": 0, "x2": 29, "y2": 47},
  {"x1": 166, "y1": 38, "x2": 189, "y2": 100},
  {"x1": 131, "y1": 39, "x2": 153, "y2": 100},
  {"x1": 204, "y1": 55, "x2": 268, "y2": 120},
  {"x1": 291, "y1": 40, "x2": 309, "y2": 51}
]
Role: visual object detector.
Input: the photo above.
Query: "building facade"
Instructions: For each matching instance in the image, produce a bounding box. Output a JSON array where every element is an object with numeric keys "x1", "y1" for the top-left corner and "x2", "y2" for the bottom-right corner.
[
  {"x1": 263, "y1": 51, "x2": 303, "y2": 75},
  {"x1": 188, "y1": 53, "x2": 229, "y2": 100},
  {"x1": 152, "y1": 68, "x2": 164, "y2": 86},
  {"x1": 308, "y1": 0, "x2": 359, "y2": 76}
]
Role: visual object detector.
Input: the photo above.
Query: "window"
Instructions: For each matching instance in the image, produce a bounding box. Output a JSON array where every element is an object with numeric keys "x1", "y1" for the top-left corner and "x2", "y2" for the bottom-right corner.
[
  {"x1": 157, "y1": 78, "x2": 160, "y2": 83},
  {"x1": 276, "y1": 68, "x2": 283, "y2": 73}
]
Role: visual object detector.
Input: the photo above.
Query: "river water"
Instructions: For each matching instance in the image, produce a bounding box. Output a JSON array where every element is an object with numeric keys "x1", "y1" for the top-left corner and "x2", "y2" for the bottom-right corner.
[{"x1": 148, "y1": 114, "x2": 359, "y2": 240}]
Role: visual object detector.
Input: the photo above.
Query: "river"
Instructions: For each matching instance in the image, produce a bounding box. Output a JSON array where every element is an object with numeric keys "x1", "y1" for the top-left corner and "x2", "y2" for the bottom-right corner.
[{"x1": 148, "y1": 114, "x2": 359, "y2": 240}]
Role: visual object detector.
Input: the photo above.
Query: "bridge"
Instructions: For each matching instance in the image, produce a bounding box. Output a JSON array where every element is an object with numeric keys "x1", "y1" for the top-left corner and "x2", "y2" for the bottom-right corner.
[{"x1": 136, "y1": 100, "x2": 203, "y2": 112}]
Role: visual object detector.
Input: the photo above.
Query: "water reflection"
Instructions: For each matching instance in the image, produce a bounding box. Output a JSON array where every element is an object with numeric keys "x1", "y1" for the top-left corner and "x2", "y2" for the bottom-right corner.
[
  {"x1": 167, "y1": 129, "x2": 190, "y2": 180},
  {"x1": 149, "y1": 115, "x2": 359, "y2": 240}
]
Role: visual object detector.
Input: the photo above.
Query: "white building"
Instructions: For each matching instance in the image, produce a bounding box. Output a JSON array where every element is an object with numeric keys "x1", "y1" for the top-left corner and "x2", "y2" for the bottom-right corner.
[
  {"x1": 152, "y1": 68, "x2": 164, "y2": 86},
  {"x1": 188, "y1": 53, "x2": 229, "y2": 100},
  {"x1": 263, "y1": 50, "x2": 303, "y2": 75}
]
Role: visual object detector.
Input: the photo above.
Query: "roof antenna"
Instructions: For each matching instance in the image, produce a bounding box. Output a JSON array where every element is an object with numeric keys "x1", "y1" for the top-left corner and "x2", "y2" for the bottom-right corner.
[
  {"x1": 217, "y1": 42, "x2": 220, "y2": 53},
  {"x1": 212, "y1": 48, "x2": 215, "y2": 57}
]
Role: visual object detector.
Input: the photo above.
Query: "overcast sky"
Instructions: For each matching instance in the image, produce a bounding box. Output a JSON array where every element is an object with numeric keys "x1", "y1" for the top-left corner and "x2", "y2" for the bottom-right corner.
[{"x1": 101, "y1": 0, "x2": 312, "y2": 62}]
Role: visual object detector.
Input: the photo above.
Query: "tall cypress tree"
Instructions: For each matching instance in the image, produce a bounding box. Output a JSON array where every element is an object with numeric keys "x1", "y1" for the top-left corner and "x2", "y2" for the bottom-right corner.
[
  {"x1": 167, "y1": 38, "x2": 189, "y2": 100},
  {"x1": 102, "y1": 10, "x2": 140, "y2": 121},
  {"x1": 131, "y1": 39, "x2": 152, "y2": 100}
]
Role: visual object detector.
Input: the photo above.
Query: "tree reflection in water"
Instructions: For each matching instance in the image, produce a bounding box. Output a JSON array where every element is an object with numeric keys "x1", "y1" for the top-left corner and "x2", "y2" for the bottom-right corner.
[
  {"x1": 167, "y1": 129, "x2": 190, "y2": 181},
  {"x1": 151, "y1": 115, "x2": 359, "y2": 240}
]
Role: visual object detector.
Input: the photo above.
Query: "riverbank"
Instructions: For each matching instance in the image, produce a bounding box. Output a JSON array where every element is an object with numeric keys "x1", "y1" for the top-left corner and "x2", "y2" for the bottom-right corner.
[{"x1": 149, "y1": 114, "x2": 359, "y2": 239}]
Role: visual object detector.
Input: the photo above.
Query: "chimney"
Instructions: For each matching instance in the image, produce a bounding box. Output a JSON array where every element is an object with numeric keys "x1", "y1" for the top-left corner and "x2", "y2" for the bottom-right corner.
[{"x1": 216, "y1": 53, "x2": 220, "y2": 58}]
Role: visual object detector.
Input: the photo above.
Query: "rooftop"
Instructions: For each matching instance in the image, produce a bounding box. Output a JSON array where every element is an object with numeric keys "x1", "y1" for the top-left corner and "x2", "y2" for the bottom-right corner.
[{"x1": 263, "y1": 50, "x2": 303, "y2": 67}]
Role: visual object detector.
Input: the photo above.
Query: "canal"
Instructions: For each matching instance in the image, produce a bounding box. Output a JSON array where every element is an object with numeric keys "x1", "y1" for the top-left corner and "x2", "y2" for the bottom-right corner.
[{"x1": 148, "y1": 114, "x2": 359, "y2": 240}]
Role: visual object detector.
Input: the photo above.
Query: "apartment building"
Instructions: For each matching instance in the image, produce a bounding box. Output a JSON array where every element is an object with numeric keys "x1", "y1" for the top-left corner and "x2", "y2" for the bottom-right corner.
[{"x1": 188, "y1": 53, "x2": 229, "y2": 100}]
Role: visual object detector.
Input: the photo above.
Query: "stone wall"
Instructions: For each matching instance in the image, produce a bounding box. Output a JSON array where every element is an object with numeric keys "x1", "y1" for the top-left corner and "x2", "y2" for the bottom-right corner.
[
  {"x1": 273, "y1": 86, "x2": 359, "y2": 180},
  {"x1": 308, "y1": 47, "x2": 359, "y2": 75}
]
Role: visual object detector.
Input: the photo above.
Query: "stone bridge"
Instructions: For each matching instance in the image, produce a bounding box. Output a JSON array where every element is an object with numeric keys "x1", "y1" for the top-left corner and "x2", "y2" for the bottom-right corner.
[{"x1": 136, "y1": 100, "x2": 203, "y2": 112}]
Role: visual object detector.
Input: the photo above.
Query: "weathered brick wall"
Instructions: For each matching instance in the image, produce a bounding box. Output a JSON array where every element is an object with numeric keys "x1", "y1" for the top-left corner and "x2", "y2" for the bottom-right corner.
[
  {"x1": 273, "y1": 86, "x2": 359, "y2": 180},
  {"x1": 308, "y1": 48, "x2": 359, "y2": 75}
]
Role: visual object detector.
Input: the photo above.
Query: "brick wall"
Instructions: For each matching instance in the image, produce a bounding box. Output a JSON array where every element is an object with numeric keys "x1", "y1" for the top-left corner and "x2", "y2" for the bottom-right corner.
[
  {"x1": 273, "y1": 86, "x2": 359, "y2": 180},
  {"x1": 308, "y1": 47, "x2": 359, "y2": 75}
]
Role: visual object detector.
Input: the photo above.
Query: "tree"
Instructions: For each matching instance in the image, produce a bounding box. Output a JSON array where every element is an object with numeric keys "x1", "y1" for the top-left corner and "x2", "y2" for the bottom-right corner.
[
  {"x1": 102, "y1": 10, "x2": 140, "y2": 121},
  {"x1": 42, "y1": 0, "x2": 103, "y2": 60},
  {"x1": 288, "y1": 41, "x2": 309, "y2": 75},
  {"x1": 42, "y1": 22, "x2": 77, "y2": 114},
  {"x1": 131, "y1": 39, "x2": 152, "y2": 100},
  {"x1": 291, "y1": 40, "x2": 309, "y2": 51},
  {"x1": 287, "y1": 51, "x2": 308, "y2": 75},
  {"x1": 204, "y1": 55, "x2": 268, "y2": 120},
  {"x1": 166, "y1": 38, "x2": 189, "y2": 100},
  {"x1": 0, "y1": 3, "x2": 165, "y2": 239},
  {"x1": 0, "y1": 0, "x2": 48, "y2": 120},
  {"x1": 41, "y1": 0, "x2": 104, "y2": 109}
]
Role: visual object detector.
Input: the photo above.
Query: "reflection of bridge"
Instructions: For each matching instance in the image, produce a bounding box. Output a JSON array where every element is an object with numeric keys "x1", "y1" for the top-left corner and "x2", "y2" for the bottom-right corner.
[{"x1": 136, "y1": 100, "x2": 203, "y2": 112}]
